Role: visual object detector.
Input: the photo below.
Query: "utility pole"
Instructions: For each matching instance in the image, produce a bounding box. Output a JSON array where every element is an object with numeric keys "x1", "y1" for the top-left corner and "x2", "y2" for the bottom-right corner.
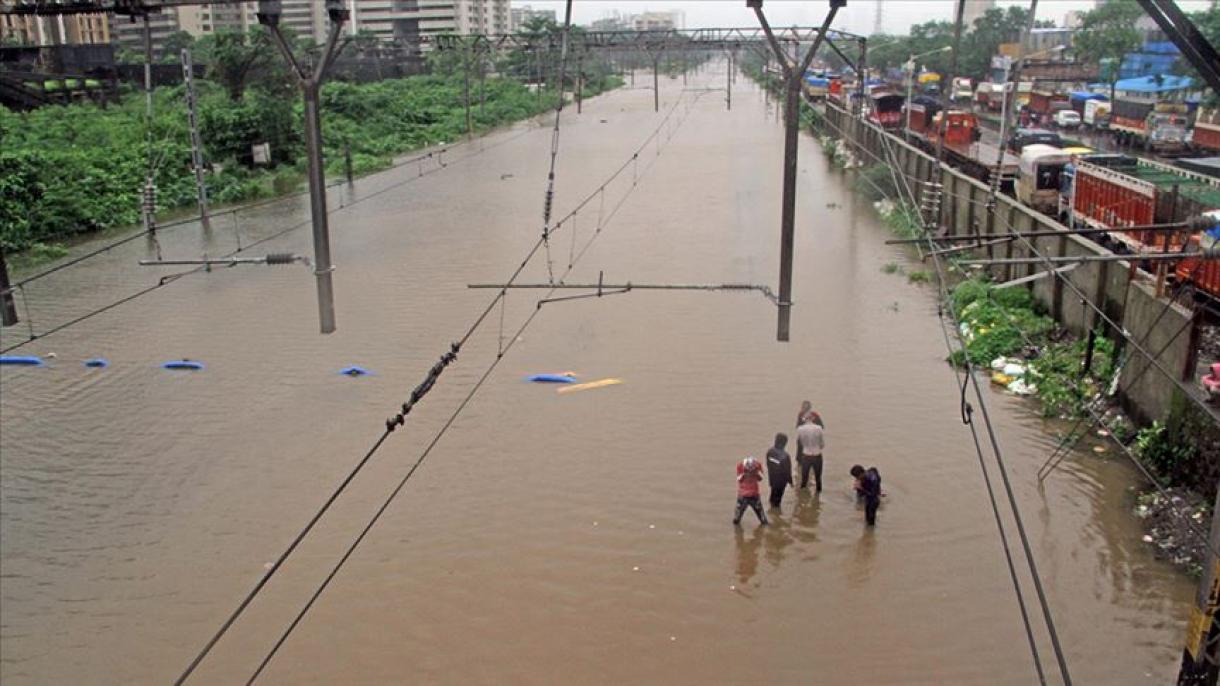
[
  {"x1": 749, "y1": 0, "x2": 843, "y2": 342},
  {"x1": 141, "y1": 11, "x2": 156, "y2": 237},
  {"x1": 258, "y1": 0, "x2": 348, "y2": 335},
  {"x1": 652, "y1": 50, "x2": 660, "y2": 112},
  {"x1": 181, "y1": 48, "x2": 211, "y2": 232},
  {"x1": 0, "y1": 248, "x2": 18, "y2": 327},
  {"x1": 576, "y1": 52, "x2": 583, "y2": 114},
  {"x1": 1178, "y1": 488, "x2": 1220, "y2": 685},
  {"x1": 463, "y1": 45, "x2": 473, "y2": 137},
  {"x1": 726, "y1": 48, "x2": 733, "y2": 111}
]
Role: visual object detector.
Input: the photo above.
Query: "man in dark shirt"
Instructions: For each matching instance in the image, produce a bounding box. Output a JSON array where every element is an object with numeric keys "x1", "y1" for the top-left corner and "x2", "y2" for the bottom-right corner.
[
  {"x1": 850, "y1": 464, "x2": 882, "y2": 526},
  {"x1": 765, "y1": 433, "x2": 794, "y2": 509}
]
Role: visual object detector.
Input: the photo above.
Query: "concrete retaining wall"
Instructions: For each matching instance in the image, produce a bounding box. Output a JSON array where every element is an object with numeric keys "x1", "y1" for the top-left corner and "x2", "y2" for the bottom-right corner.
[{"x1": 822, "y1": 102, "x2": 1197, "y2": 423}]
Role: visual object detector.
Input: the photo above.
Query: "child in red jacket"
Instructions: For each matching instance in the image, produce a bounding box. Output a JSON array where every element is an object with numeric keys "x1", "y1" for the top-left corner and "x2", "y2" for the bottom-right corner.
[{"x1": 733, "y1": 457, "x2": 769, "y2": 526}]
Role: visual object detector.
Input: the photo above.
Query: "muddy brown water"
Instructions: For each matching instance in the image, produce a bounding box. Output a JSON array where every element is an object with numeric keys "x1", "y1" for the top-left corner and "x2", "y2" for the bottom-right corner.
[{"x1": 0, "y1": 65, "x2": 1196, "y2": 684}]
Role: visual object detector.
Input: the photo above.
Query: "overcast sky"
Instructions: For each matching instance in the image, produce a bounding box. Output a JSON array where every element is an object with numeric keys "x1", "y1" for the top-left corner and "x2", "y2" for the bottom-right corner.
[{"x1": 515, "y1": 1, "x2": 1214, "y2": 36}]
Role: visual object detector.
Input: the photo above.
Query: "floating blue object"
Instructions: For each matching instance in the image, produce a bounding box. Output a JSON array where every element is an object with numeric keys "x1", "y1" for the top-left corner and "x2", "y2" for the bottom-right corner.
[
  {"x1": 339, "y1": 366, "x2": 371, "y2": 377},
  {"x1": 0, "y1": 355, "x2": 45, "y2": 367},
  {"x1": 162, "y1": 359, "x2": 204, "y2": 371},
  {"x1": 84, "y1": 358, "x2": 110, "y2": 369},
  {"x1": 526, "y1": 373, "x2": 576, "y2": 384}
]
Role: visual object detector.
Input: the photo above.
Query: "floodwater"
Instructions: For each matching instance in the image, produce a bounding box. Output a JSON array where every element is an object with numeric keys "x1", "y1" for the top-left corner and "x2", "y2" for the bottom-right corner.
[{"x1": 0, "y1": 64, "x2": 1196, "y2": 684}]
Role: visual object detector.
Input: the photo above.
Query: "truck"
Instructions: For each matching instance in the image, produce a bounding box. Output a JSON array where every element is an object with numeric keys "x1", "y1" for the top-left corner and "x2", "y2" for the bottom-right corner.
[
  {"x1": 1192, "y1": 106, "x2": 1220, "y2": 154},
  {"x1": 803, "y1": 74, "x2": 829, "y2": 100},
  {"x1": 866, "y1": 88, "x2": 905, "y2": 129},
  {"x1": 1024, "y1": 90, "x2": 1070, "y2": 127},
  {"x1": 951, "y1": 77, "x2": 973, "y2": 103},
  {"x1": 904, "y1": 103, "x2": 1020, "y2": 189},
  {"x1": 1017, "y1": 145, "x2": 1070, "y2": 215},
  {"x1": 1174, "y1": 211, "x2": 1220, "y2": 303},
  {"x1": 917, "y1": 71, "x2": 941, "y2": 96},
  {"x1": 1110, "y1": 97, "x2": 1189, "y2": 152},
  {"x1": 1083, "y1": 98, "x2": 1110, "y2": 129},
  {"x1": 1067, "y1": 154, "x2": 1220, "y2": 253}
]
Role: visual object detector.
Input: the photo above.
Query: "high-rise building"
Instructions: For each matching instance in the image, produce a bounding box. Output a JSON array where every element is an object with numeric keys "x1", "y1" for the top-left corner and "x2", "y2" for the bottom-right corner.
[
  {"x1": 1, "y1": 13, "x2": 110, "y2": 46},
  {"x1": 511, "y1": 4, "x2": 557, "y2": 31},
  {"x1": 111, "y1": 10, "x2": 181, "y2": 54},
  {"x1": 631, "y1": 10, "x2": 682, "y2": 32},
  {"x1": 960, "y1": 0, "x2": 997, "y2": 31}
]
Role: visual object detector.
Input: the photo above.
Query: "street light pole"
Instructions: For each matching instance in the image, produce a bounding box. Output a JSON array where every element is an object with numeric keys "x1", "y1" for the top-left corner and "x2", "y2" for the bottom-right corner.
[{"x1": 259, "y1": 0, "x2": 349, "y2": 334}]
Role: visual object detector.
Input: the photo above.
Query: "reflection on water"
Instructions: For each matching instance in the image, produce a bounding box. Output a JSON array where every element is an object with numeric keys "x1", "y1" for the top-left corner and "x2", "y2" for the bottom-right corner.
[
  {"x1": 734, "y1": 526, "x2": 763, "y2": 587},
  {"x1": 0, "y1": 63, "x2": 1198, "y2": 684}
]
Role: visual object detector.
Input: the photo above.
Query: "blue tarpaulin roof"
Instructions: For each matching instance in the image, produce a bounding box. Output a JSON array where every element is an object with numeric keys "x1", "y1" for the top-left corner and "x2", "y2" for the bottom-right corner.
[
  {"x1": 1069, "y1": 91, "x2": 1107, "y2": 102},
  {"x1": 1094, "y1": 75, "x2": 1196, "y2": 93}
]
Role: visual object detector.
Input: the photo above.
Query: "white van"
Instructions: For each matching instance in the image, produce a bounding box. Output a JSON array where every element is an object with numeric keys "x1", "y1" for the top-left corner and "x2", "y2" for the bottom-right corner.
[{"x1": 1054, "y1": 110, "x2": 1081, "y2": 128}]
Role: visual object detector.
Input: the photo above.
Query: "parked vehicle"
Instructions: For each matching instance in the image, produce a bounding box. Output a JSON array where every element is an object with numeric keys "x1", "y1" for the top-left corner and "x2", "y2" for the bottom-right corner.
[
  {"x1": 974, "y1": 82, "x2": 998, "y2": 110},
  {"x1": 1054, "y1": 110, "x2": 1081, "y2": 129},
  {"x1": 1007, "y1": 128, "x2": 1063, "y2": 153},
  {"x1": 1083, "y1": 99, "x2": 1110, "y2": 129},
  {"x1": 1175, "y1": 211, "x2": 1220, "y2": 302},
  {"x1": 918, "y1": 71, "x2": 941, "y2": 95},
  {"x1": 1069, "y1": 91, "x2": 1106, "y2": 115},
  {"x1": 904, "y1": 104, "x2": 1018, "y2": 188},
  {"x1": 866, "y1": 88, "x2": 905, "y2": 129},
  {"x1": 1110, "y1": 97, "x2": 1189, "y2": 152},
  {"x1": 803, "y1": 74, "x2": 829, "y2": 100},
  {"x1": 1192, "y1": 107, "x2": 1220, "y2": 154},
  {"x1": 951, "y1": 77, "x2": 973, "y2": 103},
  {"x1": 1016, "y1": 145, "x2": 1070, "y2": 215},
  {"x1": 1068, "y1": 154, "x2": 1220, "y2": 253},
  {"x1": 1026, "y1": 90, "x2": 1070, "y2": 127}
]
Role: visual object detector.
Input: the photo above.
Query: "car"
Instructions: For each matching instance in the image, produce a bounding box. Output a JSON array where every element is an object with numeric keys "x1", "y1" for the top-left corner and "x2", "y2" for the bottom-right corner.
[
  {"x1": 1007, "y1": 128, "x2": 1063, "y2": 153},
  {"x1": 1054, "y1": 110, "x2": 1081, "y2": 129}
]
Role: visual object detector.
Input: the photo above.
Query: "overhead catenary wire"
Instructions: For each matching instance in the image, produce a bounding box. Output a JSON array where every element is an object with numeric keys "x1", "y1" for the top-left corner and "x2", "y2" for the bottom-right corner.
[
  {"x1": 242, "y1": 88, "x2": 707, "y2": 685},
  {"x1": 817, "y1": 68, "x2": 1220, "y2": 566},
  {"x1": 0, "y1": 125, "x2": 539, "y2": 355},
  {"x1": 175, "y1": 85, "x2": 705, "y2": 683}
]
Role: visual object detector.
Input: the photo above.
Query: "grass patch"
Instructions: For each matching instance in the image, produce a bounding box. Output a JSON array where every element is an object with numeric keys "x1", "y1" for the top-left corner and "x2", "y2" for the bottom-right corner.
[
  {"x1": 907, "y1": 269, "x2": 932, "y2": 284},
  {"x1": 881, "y1": 262, "x2": 901, "y2": 274}
]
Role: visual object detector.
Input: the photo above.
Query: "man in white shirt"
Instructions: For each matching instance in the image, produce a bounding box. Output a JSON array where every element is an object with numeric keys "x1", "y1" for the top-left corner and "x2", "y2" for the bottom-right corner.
[{"x1": 795, "y1": 417, "x2": 825, "y2": 492}]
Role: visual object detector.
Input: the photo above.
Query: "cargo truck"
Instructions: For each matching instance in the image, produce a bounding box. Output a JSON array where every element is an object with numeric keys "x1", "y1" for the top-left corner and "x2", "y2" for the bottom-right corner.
[{"x1": 1110, "y1": 97, "x2": 1189, "y2": 152}]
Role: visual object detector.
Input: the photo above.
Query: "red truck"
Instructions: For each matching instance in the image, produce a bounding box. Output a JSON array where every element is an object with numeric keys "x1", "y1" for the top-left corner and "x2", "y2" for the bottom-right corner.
[
  {"x1": 1192, "y1": 107, "x2": 1220, "y2": 154},
  {"x1": 866, "y1": 88, "x2": 905, "y2": 130},
  {"x1": 1069, "y1": 155, "x2": 1220, "y2": 253},
  {"x1": 1174, "y1": 213, "x2": 1220, "y2": 303},
  {"x1": 904, "y1": 99, "x2": 1019, "y2": 189},
  {"x1": 1024, "y1": 90, "x2": 1070, "y2": 127}
]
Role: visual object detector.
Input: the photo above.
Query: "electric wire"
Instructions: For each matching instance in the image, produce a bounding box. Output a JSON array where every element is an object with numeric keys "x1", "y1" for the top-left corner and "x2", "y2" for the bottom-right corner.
[
  {"x1": 810, "y1": 77, "x2": 1069, "y2": 682},
  {"x1": 0, "y1": 125, "x2": 537, "y2": 355},
  {"x1": 829, "y1": 96, "x2": 1220, "y2": 563},
  {"x1": 243, "y1": 87, "x2": 705, "y2": 685},
  {"x1": 175, "y1": 86, "x2": 703, "y2": 683},
  {"x1": 540, "y1": 0, "x2": 576, "y2": 284}
]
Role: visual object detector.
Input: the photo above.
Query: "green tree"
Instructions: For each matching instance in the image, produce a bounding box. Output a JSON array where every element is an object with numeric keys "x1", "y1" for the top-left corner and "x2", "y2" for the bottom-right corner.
[
  {"x1": 1074, "y1": 0, "x2": 1144, "y2": 101},
  {"x1": 194, "y1": 27, "x2": 295, "y2": 101},
  {"x1": 160, "y1": 30, "x2": 195, "y2": 63}
]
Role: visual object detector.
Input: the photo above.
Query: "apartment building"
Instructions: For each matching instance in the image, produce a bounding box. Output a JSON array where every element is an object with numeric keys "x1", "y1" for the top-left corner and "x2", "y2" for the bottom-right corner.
[{"x1": 1, "y1": 13, "x2": 110, "y2": 45}]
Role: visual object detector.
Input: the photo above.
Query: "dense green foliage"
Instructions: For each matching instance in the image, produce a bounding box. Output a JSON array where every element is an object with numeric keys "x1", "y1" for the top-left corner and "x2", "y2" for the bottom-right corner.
[
  {"x1": 861, "y1": 8, "x2": 1053, "y2": 81},
  {"x1": 948, "y1": 277, "x2": 1120, "y2": 418},
  {"x1": 1135, "y1": 393, "x2": 1220, "y2": 500},
  {"x1": 1, "y1": 51, "x2": 620, "y2": 251}
]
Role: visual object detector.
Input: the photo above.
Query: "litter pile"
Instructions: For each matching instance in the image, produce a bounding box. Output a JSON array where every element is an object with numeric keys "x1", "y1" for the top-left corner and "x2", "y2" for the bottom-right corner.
[{"x1": 1135, "y1": 487, "x2": 1213, "y2": 574}]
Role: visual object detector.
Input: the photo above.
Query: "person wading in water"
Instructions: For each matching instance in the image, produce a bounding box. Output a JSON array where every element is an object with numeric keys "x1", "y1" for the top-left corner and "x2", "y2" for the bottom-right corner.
[
  {"x1": 733, "y1": 457, "x2": 768, "y2": 527},
  {"x1": 796, "y1": 414, "x2": 825, "y2": 492},
  {"x1": 765, "y1": 433, "x2": 793, "y2": 509}
]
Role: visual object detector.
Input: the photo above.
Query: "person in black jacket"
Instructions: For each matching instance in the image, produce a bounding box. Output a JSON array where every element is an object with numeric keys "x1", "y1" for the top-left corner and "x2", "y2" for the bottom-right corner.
[
  {"x1": 851, "y1": 464, "x2": 882, "y2": 526},
  {"x1": 766, "y1": 433, "x2": 794, "y2": 509}
]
